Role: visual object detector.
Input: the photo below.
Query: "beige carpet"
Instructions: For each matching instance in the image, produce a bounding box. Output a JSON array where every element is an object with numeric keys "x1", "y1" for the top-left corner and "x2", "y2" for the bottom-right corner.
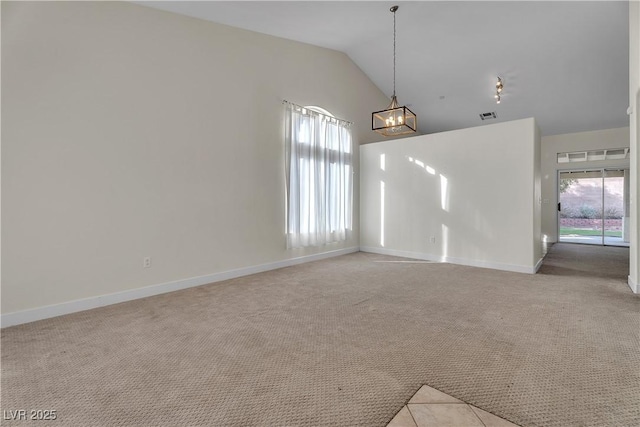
[{"x1": 2, "y1": 243, "x2": 639, "y2": 426}]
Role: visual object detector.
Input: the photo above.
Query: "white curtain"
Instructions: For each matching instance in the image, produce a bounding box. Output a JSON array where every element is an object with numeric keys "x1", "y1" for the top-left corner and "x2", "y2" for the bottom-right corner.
[{"x1": 285, "y1": 103, "x2": 353, "y2": 248}]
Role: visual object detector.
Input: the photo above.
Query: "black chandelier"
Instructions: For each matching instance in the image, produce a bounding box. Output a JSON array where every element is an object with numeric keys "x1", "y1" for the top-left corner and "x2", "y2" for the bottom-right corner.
[{"x1": 372, "y1": 5, "x2": 417, "y2": 137}]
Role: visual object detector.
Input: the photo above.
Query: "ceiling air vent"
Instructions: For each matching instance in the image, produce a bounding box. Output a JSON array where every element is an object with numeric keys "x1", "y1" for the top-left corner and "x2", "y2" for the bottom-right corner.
[{"x1": 479, "y1": 112, "x2": 497, "y2": 120}]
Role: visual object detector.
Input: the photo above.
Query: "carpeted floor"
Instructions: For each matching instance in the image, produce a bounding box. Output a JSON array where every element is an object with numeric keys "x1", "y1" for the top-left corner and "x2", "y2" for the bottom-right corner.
[{"x1": 1, "y1": 243, "x2": 639, "y2": 426}]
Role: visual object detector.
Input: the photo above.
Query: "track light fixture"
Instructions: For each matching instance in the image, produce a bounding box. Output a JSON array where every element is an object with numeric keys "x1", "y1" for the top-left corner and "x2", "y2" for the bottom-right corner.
[{"x1": 495, "y1": 77, "x2": 503, "y2": 104}]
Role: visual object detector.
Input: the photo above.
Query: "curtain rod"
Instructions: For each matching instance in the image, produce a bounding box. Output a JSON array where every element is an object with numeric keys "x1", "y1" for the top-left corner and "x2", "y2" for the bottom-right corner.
[{"x1": 282, "y1": 99, "x2": 353, "y2": 126}]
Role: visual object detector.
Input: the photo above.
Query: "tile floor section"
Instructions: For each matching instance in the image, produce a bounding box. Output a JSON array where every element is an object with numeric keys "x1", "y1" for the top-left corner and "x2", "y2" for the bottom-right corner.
[{"x1": 387, "y1": 385, "x2": 520, "y2": 427}]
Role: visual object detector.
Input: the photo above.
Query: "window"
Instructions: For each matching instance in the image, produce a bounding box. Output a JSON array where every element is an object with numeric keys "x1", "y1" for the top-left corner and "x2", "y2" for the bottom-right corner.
[
  {"x1": 284, "y1": 103, "x2": 353, "y2": 248},
  {"x1": 557, "y1": 147, "x2": 630, "y2": 163}
]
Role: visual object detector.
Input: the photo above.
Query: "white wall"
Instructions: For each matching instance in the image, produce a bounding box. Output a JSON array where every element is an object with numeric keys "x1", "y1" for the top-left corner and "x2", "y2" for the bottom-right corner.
[
  {"x1": 1, "y1": 2, "x2": 390, "y2": 322},
  {"x1": 629, "y1": 0, "x2": 640, "y2": 294},
  {"x1": 533, "y1": 124, "x2": 542, "y2": 261},
  {"x1": 360, "y1": 118, "x2": 542, "y2": 274},
  {"x1": 540, "y1": 127, "x2": 630, "y2": 243}
]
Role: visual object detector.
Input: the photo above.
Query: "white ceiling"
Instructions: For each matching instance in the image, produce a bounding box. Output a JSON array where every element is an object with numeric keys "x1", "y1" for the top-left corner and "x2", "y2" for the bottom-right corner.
[{"x1": 136, "y1": 1, "x2": 630, "y2": 137}]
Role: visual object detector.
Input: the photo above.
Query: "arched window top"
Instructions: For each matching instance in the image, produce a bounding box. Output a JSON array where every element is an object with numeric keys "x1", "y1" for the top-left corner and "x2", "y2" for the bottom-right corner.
[
  {"x1": 305, "y1": 106, "x2": 334, "y2": 117},
  {"x1": 283, "y1": 100, "x2": 351, "y2": 127},
  {"x1": 304, "y1": 105, "x2": 351, "y2": 127}
]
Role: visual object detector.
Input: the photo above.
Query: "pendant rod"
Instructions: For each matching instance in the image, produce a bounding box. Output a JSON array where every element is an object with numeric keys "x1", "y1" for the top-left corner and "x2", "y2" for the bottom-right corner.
[{"x1": 392, "y1": 5, "x2": 397, "y2": 98}]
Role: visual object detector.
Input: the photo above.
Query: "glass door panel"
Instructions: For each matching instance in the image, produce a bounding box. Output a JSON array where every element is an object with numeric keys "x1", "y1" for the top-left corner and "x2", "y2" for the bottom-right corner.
[
  {"x1": 603, "y1": 169, "x2": 630, "y2": 247},
  {"x1": 559, "y1": 170, "x2": 603, "y2": 245}
]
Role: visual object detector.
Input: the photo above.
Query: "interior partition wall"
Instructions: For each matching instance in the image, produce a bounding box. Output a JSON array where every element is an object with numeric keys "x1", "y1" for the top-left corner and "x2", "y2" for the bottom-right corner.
[{"x1": 558, "y1": 168, "x2": 630, "y2": 247}]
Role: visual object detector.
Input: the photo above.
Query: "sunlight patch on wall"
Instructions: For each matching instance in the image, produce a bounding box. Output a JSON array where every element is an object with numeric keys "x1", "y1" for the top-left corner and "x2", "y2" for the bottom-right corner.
[
  {"x1": 407, "y1": 155, "x2": 437, "y2": 176},
  {"x1": 380, "y1": 181, "x2": 385, "y2": 247},
  {"x1": 442, "y1": 223, "x2": 449, "y2": 260},
  {"x1": 440, "y1": 174, "x2": 449, "y2": 212}
]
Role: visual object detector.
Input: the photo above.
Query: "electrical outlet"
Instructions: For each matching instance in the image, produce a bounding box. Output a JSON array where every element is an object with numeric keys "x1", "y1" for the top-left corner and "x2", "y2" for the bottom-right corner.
[
  {"x1": 143, "y1": 257, "x2": 151, "y2": 268},
  {"x1": 429, "y1": 236, "x2": 436, "y2": 243}
]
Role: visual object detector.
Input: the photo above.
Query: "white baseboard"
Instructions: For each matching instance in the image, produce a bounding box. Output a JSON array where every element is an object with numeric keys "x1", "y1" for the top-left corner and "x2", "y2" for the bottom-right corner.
[
  {"x1": 1, "y1": 247, "x2": 359, "y2": 328},
  {"x1": 360, "y1": 246, "x2": 540, "y2": 274},
  {"x1": 533, "y1": 257, "x2": 544, "y2": 273},
  {"x1": 360, "y1": 247, "x2": 446, "y2": 264},
  {"x1": 628, "y1": 276, "x2": 639, "y2": 294}
]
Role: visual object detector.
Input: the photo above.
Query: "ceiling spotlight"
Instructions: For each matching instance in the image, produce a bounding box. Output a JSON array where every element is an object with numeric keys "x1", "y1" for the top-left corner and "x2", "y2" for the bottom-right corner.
[{"x1": 495, "y1": 77, "x2": 504, "y2": 104}]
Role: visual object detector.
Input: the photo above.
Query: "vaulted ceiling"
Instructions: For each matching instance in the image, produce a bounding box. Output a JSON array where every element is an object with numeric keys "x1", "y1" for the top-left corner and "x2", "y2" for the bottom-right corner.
[{"x1": 137, "y1": 1, "x2": 630, "y2": 137}]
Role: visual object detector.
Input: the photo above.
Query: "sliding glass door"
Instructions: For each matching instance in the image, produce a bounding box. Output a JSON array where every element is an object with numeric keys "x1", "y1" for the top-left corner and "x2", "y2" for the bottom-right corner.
[
  {"x1": 603, "y1": 169, "x2": 629, "y2": 247},
  {"x1": 558, "y1": 168, "x2": 630, "y2": 247},
  {"x1": 559, "y1": 170, "x2": 603, "y2": 245}
]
